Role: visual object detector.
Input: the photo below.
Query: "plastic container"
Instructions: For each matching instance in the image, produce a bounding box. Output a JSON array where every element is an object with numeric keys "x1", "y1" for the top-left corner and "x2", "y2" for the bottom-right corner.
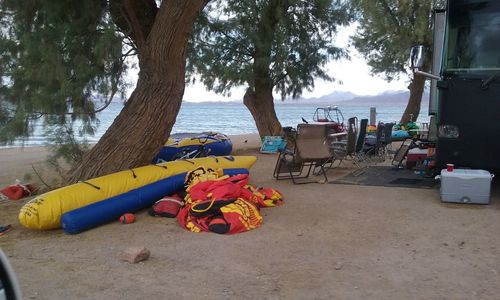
[
  {"x1": 260, "y1": 136, "x2": 287, "y2": 154},
  {"x1": 437, "y1": 169, "x2": 494, "y2": 204},
  {"x1": 407, "y1": 148, "x2": 428, "y2": 162}
]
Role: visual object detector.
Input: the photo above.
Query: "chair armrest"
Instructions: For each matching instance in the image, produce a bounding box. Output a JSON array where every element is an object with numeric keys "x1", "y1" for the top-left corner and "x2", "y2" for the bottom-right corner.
[
  {"x1": 278, "y1": 148, "x2": 295, "y2": 155},
  {"x1": 278, "y1": 148, "x2": 297, "y2": 162},
  {"x1": 330, "y1": 141, "x2": 347, "y2": 149},
  {"x1": 330, "y1": 142, "x2": 348, "y2": 153}
]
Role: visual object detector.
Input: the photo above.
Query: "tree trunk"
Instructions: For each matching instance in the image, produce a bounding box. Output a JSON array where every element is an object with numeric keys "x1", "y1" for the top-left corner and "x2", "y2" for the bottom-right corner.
[
  {"x1": 400, "y1": 73, "x2": 426, "y2": 124},
  {"x1": 243, "y1": 84, "x2": 282, "y2": 138},
  {"x1": 67, "y1": 0, "x2": 208, "y2": 183}
]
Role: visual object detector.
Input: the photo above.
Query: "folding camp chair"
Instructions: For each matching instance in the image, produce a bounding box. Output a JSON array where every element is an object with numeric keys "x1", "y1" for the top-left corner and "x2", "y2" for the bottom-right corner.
[
  {"x1": 392, "y1": 139, "x2": 414, "y2": 168},
  {"x1": 273, "y1": 123, "x2": 333, "y2": 184},
  {"x1": 345, "y1": 118, "x2": 371, "y2": 174},
  {"x1": 330, "y1": 117, "x2": 357, "y2": 167},
  {"x1": 363, "y1": 122, "x2": 385, "y2": 162},
  {"x1": 380, "y1": 122, "x2": 395, "y2": 159},
  {"x1": 330, "y1": 118, "x2": 370, "y2": 175}
]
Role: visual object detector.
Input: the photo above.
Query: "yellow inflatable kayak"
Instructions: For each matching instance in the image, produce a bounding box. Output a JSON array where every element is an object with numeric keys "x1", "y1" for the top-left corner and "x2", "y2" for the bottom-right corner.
[{"x1": 19, "y1": 156, "x2": 256, "y2": 230}]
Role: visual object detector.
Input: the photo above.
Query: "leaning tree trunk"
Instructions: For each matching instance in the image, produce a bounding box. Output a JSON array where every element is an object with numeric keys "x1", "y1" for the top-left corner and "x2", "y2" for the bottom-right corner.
[
  {"x1": 243, "y1": 83, "x2": 282, "y2": 138},
  {"x1": 243, "y1": 4, "x2": 284, "y2": 139},
  {"x1": 67, "y1": 0, "x2": 208, "y2": 183},
  {"x1": 400, "y1": 72, "x2": 426, "y2": 124}
]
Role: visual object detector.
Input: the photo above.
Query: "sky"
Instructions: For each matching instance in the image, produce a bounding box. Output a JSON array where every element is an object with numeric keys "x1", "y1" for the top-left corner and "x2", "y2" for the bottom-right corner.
[{"x1": 128, "y1": 24, "x2": 411, "y2": 102}]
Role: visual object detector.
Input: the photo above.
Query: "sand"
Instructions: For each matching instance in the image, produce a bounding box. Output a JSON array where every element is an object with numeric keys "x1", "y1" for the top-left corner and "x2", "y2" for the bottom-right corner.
[{"x1": 1, "y1": 135, "x2": 500, "y2": 299}]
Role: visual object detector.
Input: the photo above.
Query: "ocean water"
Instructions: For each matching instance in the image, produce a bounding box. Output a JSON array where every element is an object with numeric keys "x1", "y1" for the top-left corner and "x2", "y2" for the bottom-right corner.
[{"x1": 4, "y1": 100, "x2": 429, "y2": 147}]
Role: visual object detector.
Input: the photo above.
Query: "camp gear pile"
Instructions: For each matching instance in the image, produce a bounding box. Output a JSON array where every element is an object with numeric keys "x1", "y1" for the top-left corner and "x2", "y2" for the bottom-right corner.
[
  {"x1": 0, "y1": 182, "x2": 38, "y2": 201},
  {"x1": 177, "y1": 167, "x2": 283, "y2": 234},
  {"x1": 148, "y1": 195, "x2": 184, "y2": 218}
]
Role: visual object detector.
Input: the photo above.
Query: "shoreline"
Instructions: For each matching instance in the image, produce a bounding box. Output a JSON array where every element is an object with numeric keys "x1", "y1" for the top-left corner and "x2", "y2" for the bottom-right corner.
[
  {"x1": 0, "y1": 133, "x2": 262, "y2": 187},
  {"x1": 0, "y1": 133, "x2": 262, "y2": 152},
  {"x1": 0, "y1": 131, "x2": 262, "y2": 150}
]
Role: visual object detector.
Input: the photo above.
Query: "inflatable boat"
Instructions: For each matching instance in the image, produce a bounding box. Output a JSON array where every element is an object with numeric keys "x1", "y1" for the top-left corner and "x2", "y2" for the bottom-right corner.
[
  {"x1": 61, "y1": 168, "x2": 249, "y2": 234},
  {"x1": 19, "y1": 156, "x2": 256, "y2": 230},
  {"x1": 153, "y1": 132, "x2": 233, "y2": 163}
]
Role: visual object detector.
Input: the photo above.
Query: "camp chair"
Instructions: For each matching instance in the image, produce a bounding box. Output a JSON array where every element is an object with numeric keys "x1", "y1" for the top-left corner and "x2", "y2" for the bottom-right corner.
[
  {"x1": 351, "y1": 118, "x2": 370, "y2": 168},
  {"x1": 273, "y1": 123, "x2": 333, "y2": 184},
  {"x1": 282, "y1": 126, "x2": 297, "y2": 151},
  {"x1": 330, "y1": 117, "x2": 357, "y2": 167},
  {"x1": 380, "y1": 122, "x2": 395, "y2": 159},
  {"x1": 363, "y1": 122, "x2": 385, "y2": 162},
  {"x1": 331, "y1": 118, "x2": 369, "y2": 175},
  {"x1": 381, "y1": 123, "x2": 394, "y2": 156},
  {"x1": 391, "y1": 139, "x2": 414, "y2": 168}
]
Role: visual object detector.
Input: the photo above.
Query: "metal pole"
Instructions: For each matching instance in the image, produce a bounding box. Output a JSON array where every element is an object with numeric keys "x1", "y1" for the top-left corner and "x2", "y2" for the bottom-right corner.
[{"x1": 370, "y1": 107, "x2": 376, "y2": 125}]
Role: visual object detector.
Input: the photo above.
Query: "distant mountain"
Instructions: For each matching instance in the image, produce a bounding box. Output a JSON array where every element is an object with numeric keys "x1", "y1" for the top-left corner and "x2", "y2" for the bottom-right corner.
[
  {"x1": 304, "y1": 90, "x2": 358, "y2": 103},
  {"x1": 297, "y1": 90, "x2": 429, "y2": 106},
  {"x1": 337, "y1": 90, "x2": 429, "y2": 106},
  {"x1": 182, "y1": 89, "x2": 430, "y2": 105}
]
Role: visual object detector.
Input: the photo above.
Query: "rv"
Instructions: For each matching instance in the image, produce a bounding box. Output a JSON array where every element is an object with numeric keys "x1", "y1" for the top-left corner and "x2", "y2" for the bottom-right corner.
[{"x1": 411, "y1": 0, "x2": 500, "y2": 171}]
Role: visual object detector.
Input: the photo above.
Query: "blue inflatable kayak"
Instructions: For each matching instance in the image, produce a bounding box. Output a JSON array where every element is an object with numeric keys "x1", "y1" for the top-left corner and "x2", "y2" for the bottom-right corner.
[{"x1": 153, "y1": 132, "x2": 233, "y2": 163}]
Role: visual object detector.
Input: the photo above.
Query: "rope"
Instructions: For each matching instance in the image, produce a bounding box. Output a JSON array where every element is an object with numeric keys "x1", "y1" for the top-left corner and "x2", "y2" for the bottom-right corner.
[
  {"x1": 208, "y1": 155, "x2": 219, "y2": 163},
  {"x1": 130, "y1": 169, "x2": 137, "y2": 178},
  {"x1": 181, "y1": 159, "x2": 195, "y2": 164},
  {"x1": 152, "y1": 165, "x2": 168, "y2": 170},
  {"x1": 79, "y1": 181, "x2": 101, "y2": 190}
]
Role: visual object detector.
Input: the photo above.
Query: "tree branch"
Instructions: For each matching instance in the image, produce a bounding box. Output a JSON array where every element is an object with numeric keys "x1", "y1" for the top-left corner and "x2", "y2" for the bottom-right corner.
[
  {"x1": 216, "y1": 28, "x2": 254, "y2": 57},
  {"x1": 379, "y1": 0, "x2": 401, "y2": 30},
  {"x1": 31, "y1": 164, "x2": 53, "y2": 190},
  {"x1": 123, "y1": 0, "x2": 147, "y2": 49},
  {"x1": 109, "y1": 0, "x2": 158, "y2": 51}
]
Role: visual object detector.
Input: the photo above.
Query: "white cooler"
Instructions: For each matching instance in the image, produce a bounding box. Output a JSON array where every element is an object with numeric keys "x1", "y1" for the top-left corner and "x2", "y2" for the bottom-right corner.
[{"x1": 438, "y1": 169, "x2": 494, "y2": 204}]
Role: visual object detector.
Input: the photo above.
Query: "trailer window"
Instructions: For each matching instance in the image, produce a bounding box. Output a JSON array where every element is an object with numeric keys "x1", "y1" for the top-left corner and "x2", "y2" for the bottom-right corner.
[{"x1": 444, "y1": 1, "x2": 500, "y2": 73}]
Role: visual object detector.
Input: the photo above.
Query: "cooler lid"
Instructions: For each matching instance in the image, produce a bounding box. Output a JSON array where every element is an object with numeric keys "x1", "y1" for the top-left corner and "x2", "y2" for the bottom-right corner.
[
  {"x1": 441, "y1": 169, "x2": 492, "y2": 178},
  {"x1": 408, "y1": 148, "x2": 428, "y2": 155}
]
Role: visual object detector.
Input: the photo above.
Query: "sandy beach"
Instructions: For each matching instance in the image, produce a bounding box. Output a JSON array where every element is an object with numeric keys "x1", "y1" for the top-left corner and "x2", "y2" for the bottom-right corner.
[{"x1": 1, "y1": 135, "x2": 500, "y2": 299}]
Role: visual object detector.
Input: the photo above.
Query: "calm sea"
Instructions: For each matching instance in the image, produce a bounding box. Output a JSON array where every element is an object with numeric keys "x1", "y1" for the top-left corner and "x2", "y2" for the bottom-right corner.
[{"x1": 4, "y1": 100, "x2": 430, "y2": 147}]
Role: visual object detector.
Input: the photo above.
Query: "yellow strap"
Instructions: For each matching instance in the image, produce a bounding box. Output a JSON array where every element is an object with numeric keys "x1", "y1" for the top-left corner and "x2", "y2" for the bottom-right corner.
[{"x1": 191, "y1": 199, "x2": 217, "y2": 213}]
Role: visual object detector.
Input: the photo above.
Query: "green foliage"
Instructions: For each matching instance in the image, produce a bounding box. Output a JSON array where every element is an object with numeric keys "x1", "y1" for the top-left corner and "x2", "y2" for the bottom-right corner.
[
  {"x1": 187, "y1": 0, "x2": 352, "y2": 99},
  {"x1": 45, "y1": 124, "x2": 91, "y2": 183},
  {"x1": 0, "y1": 0, "x2": 127, "y2": 144},
  {"x1": 46, "y1": 125, "x2": 90, "y2": 167},
  {"x1": 351, "y1": 0, "x2": 445, "y2": 81}
]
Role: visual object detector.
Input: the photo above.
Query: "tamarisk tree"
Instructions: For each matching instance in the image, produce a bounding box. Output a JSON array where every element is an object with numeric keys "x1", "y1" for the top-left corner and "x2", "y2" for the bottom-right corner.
[
  {"x1": 188, "y1": 0, "x2": 351, "y2": 137},
  {"x1": 0, "y1": 0, "x2": 208, "y2": 182},
  {"x1": 351, "y1": 0, "x2": 445, "y2": 123}
]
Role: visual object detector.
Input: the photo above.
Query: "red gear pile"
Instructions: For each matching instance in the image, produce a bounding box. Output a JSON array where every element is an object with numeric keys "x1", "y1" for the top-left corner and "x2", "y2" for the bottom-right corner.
[
  {"x1": 177, "y1": 169, "x2": 282, "y2": 234},
  {"x1": 0, "y1": 183, "x2": 38, "y2": 201}
]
